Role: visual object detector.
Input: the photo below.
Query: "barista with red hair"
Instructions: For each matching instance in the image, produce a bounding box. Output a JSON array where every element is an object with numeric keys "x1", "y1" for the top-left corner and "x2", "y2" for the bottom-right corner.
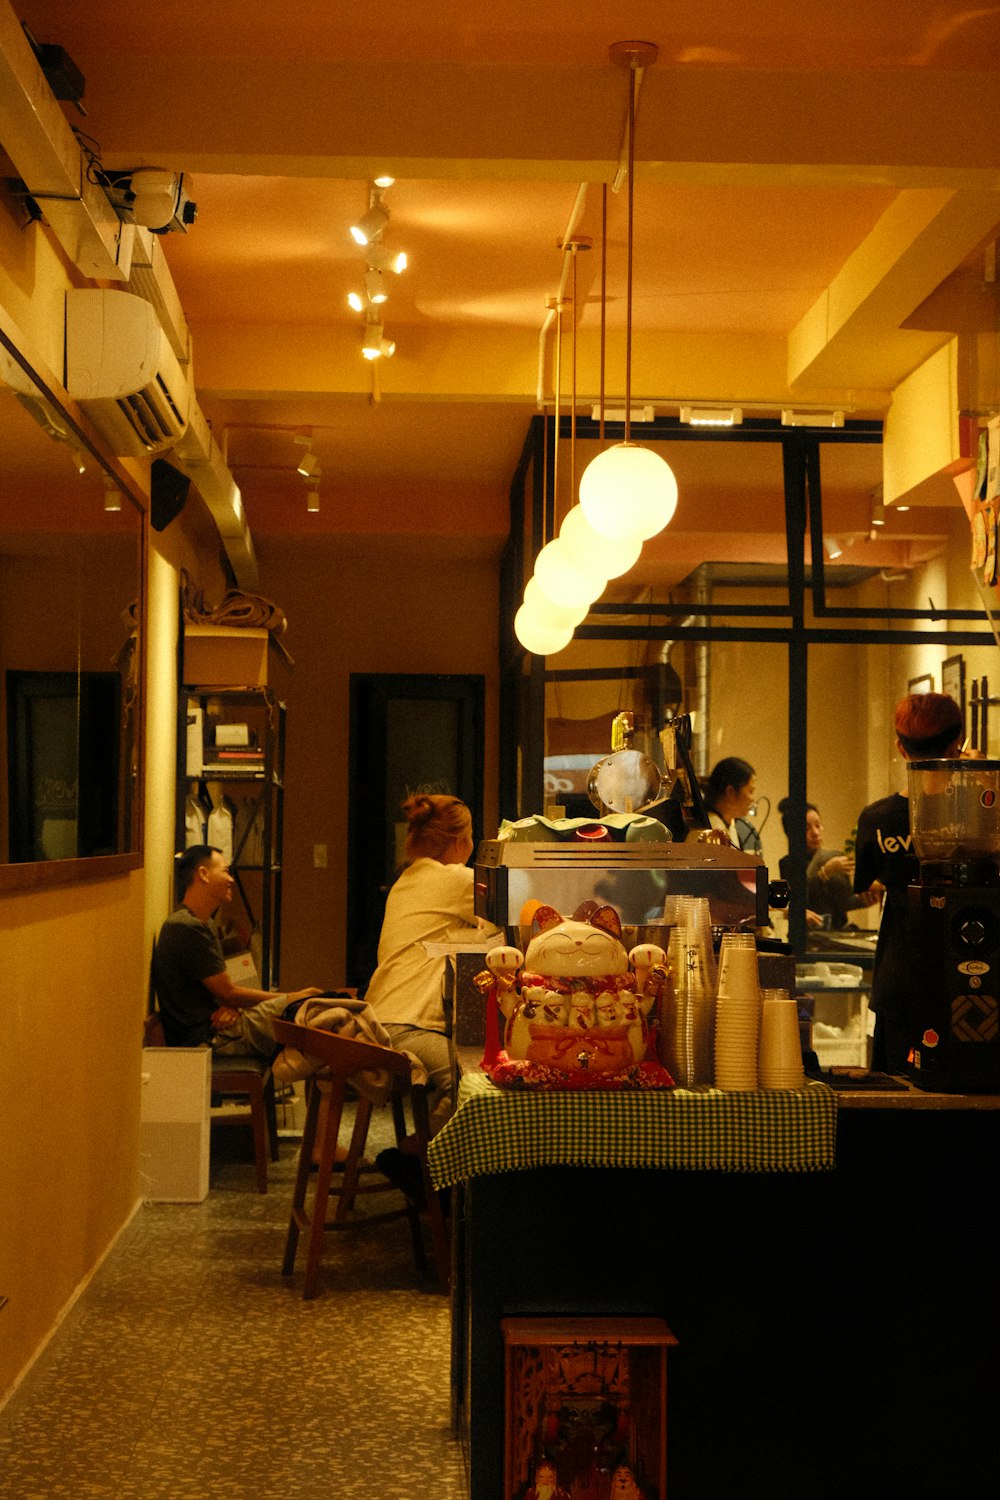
[{"x1": 854, "y1": 692, "x2": 965, "y2": 1073}]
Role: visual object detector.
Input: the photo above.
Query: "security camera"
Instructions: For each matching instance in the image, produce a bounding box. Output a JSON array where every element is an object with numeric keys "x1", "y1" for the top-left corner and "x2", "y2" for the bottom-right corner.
[{"x1": 101, "y1": 168, "x2": 197, "y2": 233}]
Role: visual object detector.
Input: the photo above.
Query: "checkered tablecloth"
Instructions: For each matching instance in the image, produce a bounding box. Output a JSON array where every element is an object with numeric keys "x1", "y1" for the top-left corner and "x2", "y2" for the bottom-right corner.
[{"x1": 427, "y1": 1070, "x2": 837, "y2": 1188}]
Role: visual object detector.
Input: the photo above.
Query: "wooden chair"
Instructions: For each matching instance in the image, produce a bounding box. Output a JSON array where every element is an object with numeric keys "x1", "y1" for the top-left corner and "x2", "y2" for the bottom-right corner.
[
  {"x1": 143, "y1": 1006, "x2": 278, "y2": 1194},
  {"x1": 209, "y1": 1054, "x2": 279, "y2": 1194},
  {"x1": 272, "y1": 1018, "x2": 450, "y2": 1300}
]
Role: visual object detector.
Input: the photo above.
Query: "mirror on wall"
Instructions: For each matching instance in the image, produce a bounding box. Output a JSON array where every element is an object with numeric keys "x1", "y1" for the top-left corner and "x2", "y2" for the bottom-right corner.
[{"x1": 0, "y1": 329, "x2": 144, "y2": 888}]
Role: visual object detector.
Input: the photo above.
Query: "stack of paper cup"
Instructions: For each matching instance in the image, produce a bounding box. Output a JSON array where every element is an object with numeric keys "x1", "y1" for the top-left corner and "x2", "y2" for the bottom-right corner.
[
  {"x1": 759, "y1": 988, "x2": 806, "y2": 1089},
  {"x1": 663, "y1": 925, "x2": 715, "y2": 1087},
  {"x1": 714, "y1": 935, "x2": 761, "y2": 1090}
]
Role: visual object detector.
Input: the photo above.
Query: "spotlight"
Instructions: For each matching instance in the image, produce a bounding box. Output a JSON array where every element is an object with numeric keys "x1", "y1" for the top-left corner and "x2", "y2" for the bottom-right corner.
[
  {"x1": 350, "y1": 200, "x2": 389, "y2": 246},
  {"x1": 296, "y1": 451, "x2": 320, "y2": 480},
  {"x1": 361, "y1": 324, "x2": 395, "y2": 360},
  {"x1": 347, "y1": 291, "x2": 364, "y2": 312},
  {"x1": 824, "y1": 536, "x2": 843, "y2": 560},
  {"x1": 781, "y1": 409, "x2": 845, "y2": 429},
  {"x1": 679, "y1": 405, "x2": 743, "y2": 428},
  {"x1": 366, "y1": 244, "x2": 408, "y2": 275},
  {"x1": 103, "y1": 477, "x2": 121, "y2": 512},
  {"x1": 306, "y1": 487, "x2": 320, "y2": 513},
  {"x1": 364, "y1": 267, "x2": 388, "y2": 304},
  {"x1": 591, "y1": 404, "x2": 654, "y2": 423},
  {"x1": 373, "y1": 174, "x2": 395, "y2": 188},
  {"x1": 871, "y1": 501, "x2": 886, "y2": 528}
]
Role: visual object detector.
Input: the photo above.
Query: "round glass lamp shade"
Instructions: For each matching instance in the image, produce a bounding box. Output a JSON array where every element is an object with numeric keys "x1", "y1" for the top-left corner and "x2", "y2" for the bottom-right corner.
[
  {"x1": 533, "y1": 538, "x2": 602, "y2": 611},
  {"x1": 524, "y1": 575, "x2": 588, "y2": 630},
  {"x1": 559, "y1": 503, "x2": 642, "y2": 581},
  {"x1": 579, "y1": 442, "x2": 679, "y2": 542},
  {"x1": 514, "y1": 602, "x2": 574, "y2": 657}
]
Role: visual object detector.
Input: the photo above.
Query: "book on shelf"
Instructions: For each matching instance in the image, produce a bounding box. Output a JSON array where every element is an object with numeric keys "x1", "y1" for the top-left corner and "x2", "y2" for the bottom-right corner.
[{"x1": 200, "y1": 759, "x2": 266, "y2": 775}]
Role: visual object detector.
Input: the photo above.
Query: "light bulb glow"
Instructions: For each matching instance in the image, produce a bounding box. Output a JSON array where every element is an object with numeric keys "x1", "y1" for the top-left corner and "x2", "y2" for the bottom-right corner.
[
  {"x1": 533, "y1": 538, "x2": 602, "y2": 610},
  {"x1": 514, "y1": 602, "x2": 574, "y2": 657},
  {"x1": 347, "y1": 291, "x2": 364, "y2": 312},
  {"x1": 524, "y1": 575, "x2": 588, "y2": 629},
  {"x1": 579, "y1": 442, "x2": 678, "y2": 542},
  {"x1": 559, "y1": 503, "x2": 641, "y2": 581}
]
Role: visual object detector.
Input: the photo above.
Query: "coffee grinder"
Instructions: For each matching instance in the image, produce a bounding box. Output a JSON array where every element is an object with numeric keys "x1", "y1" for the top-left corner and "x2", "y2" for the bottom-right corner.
[{"x1": 905, "y1": 757, "x2": 1000, "y2": 1093}]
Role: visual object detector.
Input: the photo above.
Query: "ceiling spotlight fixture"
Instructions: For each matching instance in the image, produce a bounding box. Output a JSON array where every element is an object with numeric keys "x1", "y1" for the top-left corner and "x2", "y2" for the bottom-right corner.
[
  {"x1": 373, "y1": 174, "x2": 395, "y2": 189},
  {"x1": 679, "y1": 405, "x2": 743, "y2": 428},
  {"x1": 306, "y1": 487, "x2": 320, "y2": 513},
  {"x1": 364, "y1": 267, "x2": 388, "y2": 304},
  {"x1": 591, "y1": 404, "x2": 655, "y2": 423},
  {"x1": 824, "y1": 536, "x2": 843, "y2": 560},
  {"x1": 366, "y1": 243, "x2": 408, "y2": 275},
  {"x1": 296, "y1": 450, "x2": 320, "y2": 480},
  {"x1": 347, "y1": 291, "x2": 364, "y2": 312},
  {"x1": 578, "y1": 42, "x2": 678, "y2": 544},
  {"x1": 350, "y1": 189, "x2": 390, "y2": 247},
  {"x1": 361, "y1": 323, "x2": 395, "y2": 360},
  {"x1": 781, "y1": 409, "x2": 845, "y2": 429},
  {"x1": 871, "y1": 500, "x2": 887, "y2": 528},
  {"x1": 103, "y1": 476, "x2": 122, "y2": 512}
]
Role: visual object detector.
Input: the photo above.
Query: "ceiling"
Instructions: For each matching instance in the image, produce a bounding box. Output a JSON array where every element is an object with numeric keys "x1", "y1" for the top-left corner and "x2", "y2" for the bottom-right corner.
[{"x1": 8, "y1": 0, "x2": 1000, "y2": 587}]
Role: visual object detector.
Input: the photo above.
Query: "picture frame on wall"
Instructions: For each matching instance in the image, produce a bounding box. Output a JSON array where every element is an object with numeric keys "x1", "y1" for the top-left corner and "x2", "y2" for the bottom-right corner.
[
  {"x1": 942, "y1": 654, "x2": 966, "y2": 716},
  {"x1": 908, "y1": 673, "x2": 934, "y2": 696}
]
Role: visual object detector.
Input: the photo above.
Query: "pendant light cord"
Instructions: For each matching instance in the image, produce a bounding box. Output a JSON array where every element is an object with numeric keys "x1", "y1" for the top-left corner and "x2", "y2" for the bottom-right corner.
[{"x1": 624, "y1": 61, "x2": 636, "y2": 445}]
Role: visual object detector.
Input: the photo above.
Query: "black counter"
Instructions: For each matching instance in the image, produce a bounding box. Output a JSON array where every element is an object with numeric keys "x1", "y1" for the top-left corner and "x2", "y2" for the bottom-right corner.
[{"x1": 452, "y1": 1093, "x2": 1000, "y2": 1500}]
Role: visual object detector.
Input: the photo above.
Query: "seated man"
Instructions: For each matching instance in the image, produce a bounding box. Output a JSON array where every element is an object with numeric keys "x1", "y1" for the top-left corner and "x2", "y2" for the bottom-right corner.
[{"x1": 153, "y1": 844, "x2": 322, "y2": 1055}]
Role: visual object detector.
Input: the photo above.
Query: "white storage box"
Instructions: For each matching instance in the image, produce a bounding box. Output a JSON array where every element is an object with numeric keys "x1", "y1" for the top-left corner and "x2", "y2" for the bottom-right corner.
[{"x1": 140, "y1": 1047, "x2": 211, "y2": 1202}]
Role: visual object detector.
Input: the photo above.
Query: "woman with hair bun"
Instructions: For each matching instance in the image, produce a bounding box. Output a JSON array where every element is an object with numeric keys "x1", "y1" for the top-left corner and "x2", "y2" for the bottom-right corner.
[{"x1": 365, "y1": 793, "x2": 496, "y2": 1136}]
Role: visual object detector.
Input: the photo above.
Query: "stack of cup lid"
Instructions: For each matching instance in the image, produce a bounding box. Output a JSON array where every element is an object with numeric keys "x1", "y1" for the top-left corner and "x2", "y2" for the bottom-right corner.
[
  {"x1": 759, "y1": 987, "x2": 806, "y2": 1089},
  {"x1": 714, "y1": 933, "x2": 760, "y2": 1091},
  {"x1": 663, "y1": 893, "x2": 717, "y2": 989}
]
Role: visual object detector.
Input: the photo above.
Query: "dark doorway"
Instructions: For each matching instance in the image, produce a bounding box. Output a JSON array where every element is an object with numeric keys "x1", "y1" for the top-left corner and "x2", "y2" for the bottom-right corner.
[{"x1": 346, "y1": 673, "x2": 485, "y2": 988}]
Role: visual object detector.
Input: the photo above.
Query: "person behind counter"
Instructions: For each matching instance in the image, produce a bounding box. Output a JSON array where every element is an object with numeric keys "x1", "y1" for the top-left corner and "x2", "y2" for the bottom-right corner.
[
  {"x1": 853, "y1": 691, "x2": 964, "y2": 1073},
  {"x1": 704, "y1": 756, "x2": 759, "y2": 851},
  {"x1": 364, "y1": 792, "x2": 498, "y2": 1134},
  {"x1": 778, "y1": 798, "x2": 878, "y2": 930},
  {"x1": 153, "y1": 844, "x2": 323, "y2": 1054}
]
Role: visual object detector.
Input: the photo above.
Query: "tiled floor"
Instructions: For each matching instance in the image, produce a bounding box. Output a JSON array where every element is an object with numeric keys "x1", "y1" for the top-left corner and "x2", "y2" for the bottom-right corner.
[{"x1": 0, "y1": 1115, "x2": 467, "y2": 1499}]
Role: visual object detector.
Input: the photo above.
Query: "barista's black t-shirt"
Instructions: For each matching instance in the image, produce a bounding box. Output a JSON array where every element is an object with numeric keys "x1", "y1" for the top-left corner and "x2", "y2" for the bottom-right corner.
[{"x1": 854, "y1": 792, "x2": 917, "y2": 1022}]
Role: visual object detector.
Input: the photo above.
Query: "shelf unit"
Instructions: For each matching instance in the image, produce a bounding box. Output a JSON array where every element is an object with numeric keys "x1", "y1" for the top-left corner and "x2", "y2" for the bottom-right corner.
[{"x1": 177, "y1": 687, "x2": 285, "y2": 988}]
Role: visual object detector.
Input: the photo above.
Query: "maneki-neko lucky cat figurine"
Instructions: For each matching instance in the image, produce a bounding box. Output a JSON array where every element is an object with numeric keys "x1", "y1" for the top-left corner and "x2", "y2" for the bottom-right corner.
[{"x1": 476, "y1": 904, "x2": 674, "y2": 1089}]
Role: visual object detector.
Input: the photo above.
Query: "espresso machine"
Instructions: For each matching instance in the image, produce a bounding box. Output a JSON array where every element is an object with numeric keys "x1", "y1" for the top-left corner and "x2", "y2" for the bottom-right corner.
[{"x1": 905, "y1": 758, "x2": 1000, "y2": 1093}]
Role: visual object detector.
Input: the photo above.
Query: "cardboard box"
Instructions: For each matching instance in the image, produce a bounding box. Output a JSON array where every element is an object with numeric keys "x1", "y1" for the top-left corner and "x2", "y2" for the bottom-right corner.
[
  {"x1": 225, "y1": 950, "x2": 261, "y2": 988},
  {"x1": 183, "y1": 625, "x2": 269, "y2": 688}
]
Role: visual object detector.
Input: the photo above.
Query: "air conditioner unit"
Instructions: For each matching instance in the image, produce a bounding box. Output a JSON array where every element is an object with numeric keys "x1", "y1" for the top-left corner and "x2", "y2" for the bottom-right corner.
[{"x1": 65, "y1": 287, "x2": 191, "y2": 456}]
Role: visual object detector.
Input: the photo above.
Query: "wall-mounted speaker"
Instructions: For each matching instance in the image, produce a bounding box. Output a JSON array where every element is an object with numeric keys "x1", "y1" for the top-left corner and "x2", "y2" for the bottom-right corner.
[{"x1": 150, "y1": 458, "x2": 191, "y2": 531}]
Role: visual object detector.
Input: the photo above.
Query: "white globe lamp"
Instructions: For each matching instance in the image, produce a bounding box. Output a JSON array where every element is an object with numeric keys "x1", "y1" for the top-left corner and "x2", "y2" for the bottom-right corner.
[
  {"x1": 524, "y1": 575, "x2": 588, "y2": 630},
  {"x1": 579, "y1": 442, "x2": 678, "y2": 542},
  {"x1": 559, "y1": 503, "x2": 642, "y2": 581},
  {"x1": 533, "y1": 538, "x2": 602, "y2": 611},
  {"x1": 514, "y1": 602, "x2": 574, "y2": 657}
]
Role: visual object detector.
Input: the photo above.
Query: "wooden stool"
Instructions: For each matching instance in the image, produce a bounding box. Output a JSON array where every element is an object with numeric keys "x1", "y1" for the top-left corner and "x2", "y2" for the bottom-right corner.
[{"x1": 272, "y1": 1018, "x2": 450, "y2": 1299}]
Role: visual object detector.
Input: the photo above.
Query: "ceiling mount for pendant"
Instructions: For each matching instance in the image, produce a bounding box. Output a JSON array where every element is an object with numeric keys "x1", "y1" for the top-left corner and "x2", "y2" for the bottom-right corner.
[{"x1": 608, "y1": 39, "x2": 659, "y2": 70}]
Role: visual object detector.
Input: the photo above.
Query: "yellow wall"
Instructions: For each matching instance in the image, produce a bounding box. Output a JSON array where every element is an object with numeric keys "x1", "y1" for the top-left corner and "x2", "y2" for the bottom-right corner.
[
  {"x1": 0, "y1": 872, "x2": 145, "y2": 1398},
  {"x1": 253, "y1": 535, "x2": 500, "y2": 986}
]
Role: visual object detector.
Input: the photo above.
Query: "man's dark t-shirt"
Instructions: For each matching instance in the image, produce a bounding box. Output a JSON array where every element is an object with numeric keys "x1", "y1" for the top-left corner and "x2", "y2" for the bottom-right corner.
[
  {"x1": 854, "y1": 792, "x2": 918, "y2": 1039},
  {"x1": 153, "y1": 906, "x2": 226, "y2": 1045}
]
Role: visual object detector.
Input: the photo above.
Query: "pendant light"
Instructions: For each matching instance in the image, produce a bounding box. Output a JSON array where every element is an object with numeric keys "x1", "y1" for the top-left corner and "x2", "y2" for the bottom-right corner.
[
  {"x1": 558, "y1": 502, "x2": 641, "y2": 581},
  {"x1": 579, "y1": 41, "x2": 678, "y2": 543}
]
